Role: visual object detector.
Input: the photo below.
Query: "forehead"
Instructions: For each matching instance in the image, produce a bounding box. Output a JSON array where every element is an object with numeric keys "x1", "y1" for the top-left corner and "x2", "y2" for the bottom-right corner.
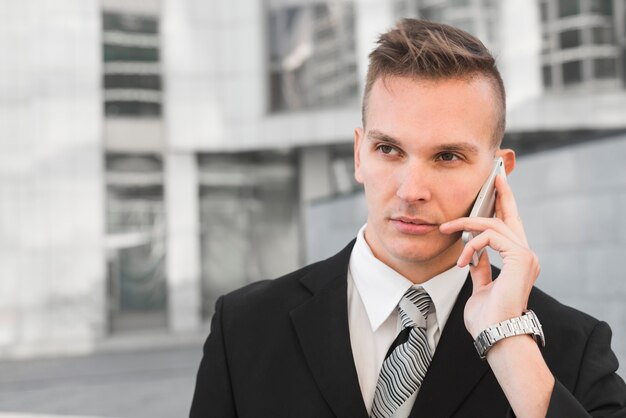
[{"x1": 365, "y1": 75, "x2": 499, "y2": 149}]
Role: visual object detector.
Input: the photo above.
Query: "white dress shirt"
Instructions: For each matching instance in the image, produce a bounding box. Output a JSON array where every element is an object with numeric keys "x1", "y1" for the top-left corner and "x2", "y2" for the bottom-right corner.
[{"x1": 348, "y1": 225, "x2": 469, "y2": 416}]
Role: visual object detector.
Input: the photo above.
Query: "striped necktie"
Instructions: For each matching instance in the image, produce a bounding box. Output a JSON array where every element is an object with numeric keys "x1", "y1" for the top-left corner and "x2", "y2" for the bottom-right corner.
[{"x1": 370, "y1": 287, "x2": 433, "y2": 418}]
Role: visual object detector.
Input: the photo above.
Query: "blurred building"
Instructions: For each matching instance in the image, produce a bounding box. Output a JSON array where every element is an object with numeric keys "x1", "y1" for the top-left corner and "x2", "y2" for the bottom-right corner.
[
  {"x1": 1, "y1": 0, "x2": 625, "y2": 372},
  {"x1": 102, "y1": 2, "x2": 167, "y2": 332}
]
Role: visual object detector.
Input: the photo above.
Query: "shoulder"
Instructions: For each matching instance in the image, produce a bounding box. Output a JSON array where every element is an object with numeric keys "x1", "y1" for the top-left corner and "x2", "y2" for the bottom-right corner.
[
  {"x1": 528, "y1": 286, "x2": 600, "y2": 336},
  {"x1": 528, "y1": 287, "x2": 616, "y2": 379},
  {"x1": 219, "y1": 262, "x2": 317, "y2": 314},
  {"x1": 528, "y1": 287, "x2": 624, "y2": 397},
  {"x1": 490, "y1": 265, "x2": 601, "y2": 336},
  {"x1": 218, "y1": 239, "x2": 356, "y2": 319}
]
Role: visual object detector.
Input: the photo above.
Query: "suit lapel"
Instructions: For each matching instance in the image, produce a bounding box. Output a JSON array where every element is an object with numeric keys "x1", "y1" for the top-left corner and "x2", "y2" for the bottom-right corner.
[
  {"x1": 409, "y1": 273, "x2": 491, "y2": 417},
  {"x1": 289, "y1": 245, "x2": 500, "y2": 418},
  {"x1": 290, "y1": 241, "x2": 368, "y2": 418}
]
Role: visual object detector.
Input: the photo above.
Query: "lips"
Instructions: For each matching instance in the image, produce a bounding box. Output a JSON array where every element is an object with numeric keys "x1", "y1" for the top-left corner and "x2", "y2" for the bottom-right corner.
[
  {"x1": 391, "y1": 216, "x2": 439, "y2": 235},
  {"x1": 393, "y1": 216, "x2": 437, "y2": 226}
]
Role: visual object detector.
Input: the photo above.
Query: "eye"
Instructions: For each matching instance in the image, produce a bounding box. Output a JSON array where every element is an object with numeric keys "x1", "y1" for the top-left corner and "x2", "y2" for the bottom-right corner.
[
  {"x1": 436, "y1": 152, "x2": 460, "y2": 162},
  {"x1": 374, "y1": 142, "x2": 404, "y2": 157},
  {"x1": 378, "y1": 144, "x2": 395, "y2": 154}
]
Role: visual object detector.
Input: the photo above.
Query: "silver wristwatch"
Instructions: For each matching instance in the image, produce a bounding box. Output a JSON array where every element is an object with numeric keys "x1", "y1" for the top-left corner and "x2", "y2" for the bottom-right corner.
[{"x1": 473, "y1": 310, "x2": 545, "y2": 360}]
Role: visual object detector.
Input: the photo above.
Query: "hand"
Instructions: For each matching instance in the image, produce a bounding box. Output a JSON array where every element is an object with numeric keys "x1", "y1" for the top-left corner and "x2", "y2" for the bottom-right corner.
[{"x1": 440, "y1": 175, "x2": 540, "y2": 338}]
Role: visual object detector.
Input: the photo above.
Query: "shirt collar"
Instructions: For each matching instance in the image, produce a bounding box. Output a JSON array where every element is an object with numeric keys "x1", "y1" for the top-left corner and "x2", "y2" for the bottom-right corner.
[{"x1": 349, "y1": 224, "x2": 468, "y2": 332}]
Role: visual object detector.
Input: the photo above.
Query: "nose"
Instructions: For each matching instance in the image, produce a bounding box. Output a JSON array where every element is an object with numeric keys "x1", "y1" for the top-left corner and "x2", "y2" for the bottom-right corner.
[{"x1": 395, "y1": 161, "x2": 432, "y2": 203}]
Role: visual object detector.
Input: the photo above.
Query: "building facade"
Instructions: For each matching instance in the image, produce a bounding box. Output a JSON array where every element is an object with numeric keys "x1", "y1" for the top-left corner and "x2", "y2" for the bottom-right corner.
[
  {"x1": 1, "y1": 0, "x2": 106, "y2": 356},
  {"x1": 1, "y1": 0, "x2": 625, "y2": 373}
]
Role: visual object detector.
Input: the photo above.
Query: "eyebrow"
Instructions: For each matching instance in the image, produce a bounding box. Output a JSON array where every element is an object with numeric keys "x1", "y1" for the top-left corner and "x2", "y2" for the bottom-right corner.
[
  {"x1": 366, "y1": 129, "x2": 480, "y2": 155},
  {"x1": 366, "y1": 130, "x2": 402, "y2": 147},
  {"x1": 434, "y1": 142, "x2": 480, "y2": 155}
]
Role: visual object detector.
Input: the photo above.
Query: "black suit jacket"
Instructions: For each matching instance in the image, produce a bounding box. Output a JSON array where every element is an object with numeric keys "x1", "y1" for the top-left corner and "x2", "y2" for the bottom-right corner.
[{"x1": 190, "y1": 241, "x2": 626, "y2": 417}]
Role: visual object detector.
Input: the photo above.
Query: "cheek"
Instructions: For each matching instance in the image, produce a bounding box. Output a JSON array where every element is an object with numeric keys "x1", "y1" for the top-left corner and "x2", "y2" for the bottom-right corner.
[
  {"x1": 361, "y1": 167, "x2": 397, "y2": 204},
  {"x1": 361, "y1": 160, "x2": 392, "y2": 188},
  {"x1": 443, "y1": 183, "x2": 479, "y2": 217}
]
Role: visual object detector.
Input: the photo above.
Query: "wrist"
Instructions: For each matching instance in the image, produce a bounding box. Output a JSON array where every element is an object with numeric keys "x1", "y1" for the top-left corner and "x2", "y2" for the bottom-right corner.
[
  {"x1": 473, "y1": 310, "x2": 545, "y2": 360},
  {"x1": 467, "y1": 310, "x2": 525, "y2": 340},
  {"x1": 486, "y1": 335, "x2": 555, "y2": 418}
]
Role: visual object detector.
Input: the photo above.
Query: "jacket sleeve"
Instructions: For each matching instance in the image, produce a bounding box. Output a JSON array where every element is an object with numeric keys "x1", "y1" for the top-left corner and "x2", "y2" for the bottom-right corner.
[
  {"x1": 189, "y1": 296, "x2": 237, "y2": 418},
  {"x1": 546, "y1": 321, "x2": 626, "y2": 417}
]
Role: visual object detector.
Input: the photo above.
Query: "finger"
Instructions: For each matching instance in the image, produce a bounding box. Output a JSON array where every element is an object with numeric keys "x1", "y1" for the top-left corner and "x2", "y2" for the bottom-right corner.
[
  {"x1": 460, "y1": 227, "x2": 541, "y2": 281},
  {"x1": 467, "y1": 246, "x2": 492, "y2": 292},
  {"x1": 457, "y1": 229, "x2": 521, "y2": 267},
  {"x1": 494, "y1": 175, "x2": 528, "y2": 245},
  {"x1": 441, "y1": 216, "x2": 523, "y2": 246}
]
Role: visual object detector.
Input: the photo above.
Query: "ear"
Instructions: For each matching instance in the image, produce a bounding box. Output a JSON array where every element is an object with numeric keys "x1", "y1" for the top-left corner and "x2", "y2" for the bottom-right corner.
[
  {"x1": 497, "y1": 148, "x2": 516, "y2": 175},
  {"x1": 354, "y1": 127, "x2": 365, "y2": 184}
]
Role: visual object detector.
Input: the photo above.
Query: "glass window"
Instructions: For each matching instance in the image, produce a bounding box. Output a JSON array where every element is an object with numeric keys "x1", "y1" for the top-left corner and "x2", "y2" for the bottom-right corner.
[
  {"x1": 105, "y1": 102, "x2": 161, "y2": 117},
  {"x1": 540, "y1": 1, "x2": 549, "y2": 22},
  {"x1": 393, "y1": 0, "x2": 410, "y2": 18},
  {"x1": 541, "y1": 33, "x2": 551, "y2": 53},
  {"x1": 420, "y1": 5, "x2": 445, "y2": 22},
  {"x1": 103, "y1": 12, "x2": 158, "y2": 34},
  {"x1": 330, "y1": 144, "x2": 360, "y2": 194},
  {"x1": 451, "y1": 19, "x2": 476, "y2": 35},
  {"x1": 559, "y1": 29, "x2": 581, "y2": 49},
  {"x1": 104, "y1": 74, "x2": 161, "y2": 90},
  {"x1": 102, "y1": 12, "x2": 161, "y2": 118},
  {"x1": 562, "y1": 60, "x2": 582, "y2": 85},
  {"x1": 594, "y1": 58, "x2": 617, "y2": 78},
  {"x1": 267, "y1": 2, "x2": 358, "y2": 112},
  {"x1": 106, "y1": 154, "x2": 166, "y2": 325},
  {"x1": 559, "y1": 0, "x2": 580, "y2": 17},
  {"x1": 622, "y1": 50, "x2": 626, "y2": 83},
  {"x1": 542, "y1": 65, "x2": 553, "y2": 87},
  {"x1": 592, "y1": 26, "x2": 614, "y2": 44},
  {"x1": 198, "y1": 151, "x2": 300, "y2": 318},
  {"x1": 103, "y1": 45, "x2": 159, "y2": 62},
  {"x1": 591, "y1": 0, "x2": 613, "y2": 15}
]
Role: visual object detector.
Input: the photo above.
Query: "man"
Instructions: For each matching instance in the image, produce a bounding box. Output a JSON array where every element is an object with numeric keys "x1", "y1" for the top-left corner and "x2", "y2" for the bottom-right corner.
[{"x1": 190, "y1": 19, "x2": 626, "y2": 417}]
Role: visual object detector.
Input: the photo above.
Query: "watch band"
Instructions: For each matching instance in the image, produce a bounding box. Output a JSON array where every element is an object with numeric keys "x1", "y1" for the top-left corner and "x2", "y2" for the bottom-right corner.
[{"x1": 473, "y1": 310, "x2": 545, "y2": 360}]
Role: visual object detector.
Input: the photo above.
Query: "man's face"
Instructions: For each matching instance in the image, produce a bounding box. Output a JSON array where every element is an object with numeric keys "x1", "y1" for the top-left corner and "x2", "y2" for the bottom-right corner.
[{"x1": 354, "y1": 75, "x2": 503, "y2": 279}]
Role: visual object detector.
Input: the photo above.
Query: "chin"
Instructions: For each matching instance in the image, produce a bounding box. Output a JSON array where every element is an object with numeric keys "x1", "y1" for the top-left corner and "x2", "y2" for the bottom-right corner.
[{"x1": 387, "y1": 236, "x2": 460, "y2": 265}]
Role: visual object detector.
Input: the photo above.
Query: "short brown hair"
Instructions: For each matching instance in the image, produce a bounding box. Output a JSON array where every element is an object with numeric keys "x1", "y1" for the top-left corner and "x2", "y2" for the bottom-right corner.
[{"x1": 362, "y1": 18, "x2": 506, "y2": 146}]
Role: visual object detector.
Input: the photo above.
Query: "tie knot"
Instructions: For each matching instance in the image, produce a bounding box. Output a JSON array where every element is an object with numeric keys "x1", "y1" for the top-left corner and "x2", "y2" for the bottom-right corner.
[{"x1": 398, "y1": 287, "x2": 432, "y2": 329}]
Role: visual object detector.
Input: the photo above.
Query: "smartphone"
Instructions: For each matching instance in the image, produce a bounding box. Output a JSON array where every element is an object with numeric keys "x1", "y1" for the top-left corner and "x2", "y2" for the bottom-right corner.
[{"x1": 462, "y1": 157, "x2": 507, "y2": 267}]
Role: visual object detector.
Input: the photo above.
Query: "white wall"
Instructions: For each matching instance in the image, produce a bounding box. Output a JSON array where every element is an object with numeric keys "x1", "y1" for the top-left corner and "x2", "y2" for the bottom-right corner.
[
  {"x1": 165, "y1": 153, "x2": 202, "y2": 332},
  {"x1": 510, "y1": 134, "x2": 626, "y2": 373},
  {"x1": 162, "y1": 0, "x2": 267, "y2": 151},
  {"x1": 0, "y1": 0, "x2": 106, "y2": 357},
  {"x1": 498, "y1": 0, "x2": 542, "y2": 110}
]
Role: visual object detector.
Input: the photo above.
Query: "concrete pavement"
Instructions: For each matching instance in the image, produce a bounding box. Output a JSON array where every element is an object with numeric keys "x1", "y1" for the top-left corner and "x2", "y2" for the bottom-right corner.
[
  {"x1": 0, "y1": 332, "x2": 207, "y2": 418},
  {"x1": 0, "y1": 414, "x2": 108, "y2": 418}
]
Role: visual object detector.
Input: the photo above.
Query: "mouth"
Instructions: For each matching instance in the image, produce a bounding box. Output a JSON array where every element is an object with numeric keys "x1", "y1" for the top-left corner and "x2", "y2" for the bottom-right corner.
[
  {"x1": 393, "y1": 216, "x2": 437, "y2": 225},
  {"x1": 390, "y1": 217, "x2": 439, "y2": 235}
]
